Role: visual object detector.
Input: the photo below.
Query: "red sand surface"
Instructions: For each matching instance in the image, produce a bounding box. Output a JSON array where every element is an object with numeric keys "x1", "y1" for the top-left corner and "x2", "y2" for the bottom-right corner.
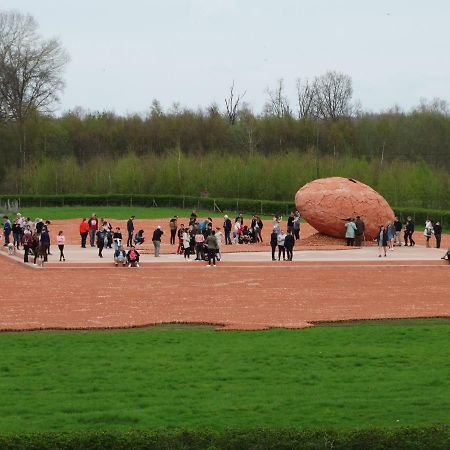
[{"x1": 0, "y1": 255, "x2": 448, "y2": 331}]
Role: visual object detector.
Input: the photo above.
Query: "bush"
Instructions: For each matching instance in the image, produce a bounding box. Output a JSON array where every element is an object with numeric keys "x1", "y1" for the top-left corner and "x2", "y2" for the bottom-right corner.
[{"x1": 0, "y1": 427, "x2": 447, "y2": 450}]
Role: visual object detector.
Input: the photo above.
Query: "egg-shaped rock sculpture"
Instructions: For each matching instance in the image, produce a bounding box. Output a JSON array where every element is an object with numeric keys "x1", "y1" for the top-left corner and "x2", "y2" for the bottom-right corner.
[{"x1": 295, "y1": 177, "x2": 395, "y2": 239}]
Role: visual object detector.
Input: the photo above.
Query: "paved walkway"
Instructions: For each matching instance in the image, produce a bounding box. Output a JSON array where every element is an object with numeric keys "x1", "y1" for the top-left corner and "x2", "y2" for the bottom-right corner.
[{"x1": 2, "y1": 243, "x2": 446, "y2": 266}]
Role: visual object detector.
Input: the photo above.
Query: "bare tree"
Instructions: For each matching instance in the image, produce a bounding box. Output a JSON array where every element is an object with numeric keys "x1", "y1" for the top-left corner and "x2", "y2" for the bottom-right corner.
[
  {"x1": 264, "y1": 78, "x2": 292, "y2": 117},
  {"x1": 224, "y1": 81, "x2": 246, "y2": 125},
  {"x1": 313, "y1": 71, "x2": 352, "y2": 120},
  {"x1": 414, "y1": 97, "x2": 450, "y2": 115},
  {"x1": 296, "y1": 77, "x2": 316, "y2": 119},
  {"x1": 0, "y1": 10, "x2": 69, "y2": 166}
]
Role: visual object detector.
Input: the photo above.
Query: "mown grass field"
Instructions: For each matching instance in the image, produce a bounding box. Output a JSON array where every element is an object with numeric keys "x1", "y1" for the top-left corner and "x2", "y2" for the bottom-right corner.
[{"x1": 0, "y1": 320, "x2": 448, "y2": 433}]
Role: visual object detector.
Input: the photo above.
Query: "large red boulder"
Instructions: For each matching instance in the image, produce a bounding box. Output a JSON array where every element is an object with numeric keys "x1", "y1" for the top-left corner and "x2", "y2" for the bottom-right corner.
[{"x1": 295, "y1": 177, "x2": 395, "y2": 239}]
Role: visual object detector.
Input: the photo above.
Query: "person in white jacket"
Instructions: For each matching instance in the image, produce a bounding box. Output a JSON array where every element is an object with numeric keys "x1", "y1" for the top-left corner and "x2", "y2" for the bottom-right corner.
[
  {"x1": 424, "y1": 220, "x2": 434, "y2": 248},
  {"x1": 182, "y1": 229, "x2": 191, "y2": 260}
]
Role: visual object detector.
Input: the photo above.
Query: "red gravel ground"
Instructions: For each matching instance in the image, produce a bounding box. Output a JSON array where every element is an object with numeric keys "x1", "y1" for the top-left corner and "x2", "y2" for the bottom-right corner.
[{"x1": 0, "y1": 254, "x2": 448, "y2": 331}]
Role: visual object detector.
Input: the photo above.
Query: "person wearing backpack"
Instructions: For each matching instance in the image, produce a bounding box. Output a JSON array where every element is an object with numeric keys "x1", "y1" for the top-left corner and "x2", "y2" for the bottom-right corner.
[
  {"x1": 21, "y1": 227, "x2": 33, "y2": 263},
  {"x1": 96, "y1": 228, "x2": 106, "y2": 258}
]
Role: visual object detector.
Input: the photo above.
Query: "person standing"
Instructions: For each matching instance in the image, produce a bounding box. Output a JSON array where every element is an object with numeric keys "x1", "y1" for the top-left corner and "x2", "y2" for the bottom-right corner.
[
  {"x1": 113, "y1": 227, "x2": 123, "y2": 250},
  {"x1": 12, "y1": 219, "x2": 21, "y2": 250},
  {"x1": 424, "y1": 219, "x2": 434, "y2": 248},
  {"x1": 277, "y1": 229, "x2": 286, "y2": 261},
  {"x1": 205, "y1": 230, "x2": 218, "y2": 266},
  {"x1": 215, "y1": 227, "x2": 223, "y2": 261},
  {"x1": 386, "y1": 221, "x2": 395, "y2": 251},
  {"x1": 256, "y1": 216, "x2": 264, "y2": 243},
  {"x1": 182, "y1": 228, "x2": 191, "y2": 260},
  {"x1": 354, "y1": 216, "x2": 365, "y2": 247},
  {"x1": 169, "y1": 216, "x2": 178, "y2": 245},
  {"x1": 376, "y1": 225, "x2": 388, "y2": 257},
  {"x1": 287, "y1": 212, "x2": 295, "y2": 234},
  {"x1": 152, "y1": 225, "x2": 164, "y2": 257},
  {"x1": 40, "y1": 227, "x2": 50, "y2": 262},
  {"x1": 177, "y1": 224, "x2": 184, "y2": 255},
  {"x1": 223, "y1": 215, "x2": 232, "y2": 245},
  {"x1": 434, "y1": 221, "x2": 442, "y2": 249},
  {"x1": 284, "y1": 230, "x2": 295, "y2": 261},
  {"x1": 293, "y1": 211, "x2": 301, "y2": 241},
  {"x1": 2, "y1": 215, "x2": 11, "y2": 246},
  {"x1": 194, "y1": 230, "x2": 205, "y2": 261},
  {"x1": 57, "y1": 230, "x2": 66, "y2": 262},
  {"x1": 393, "y1": 216, "x2": 402, "y2": 246},
  {"x1": 88, "y1": 214, "x2": 98, "y2": 247},
  {"x1": 272, "y1": 216, "x2": 281, "y2": 235},
  {"x1": 96, "y1": 227, "x2": 106, "y2": 258},
  {"x1": 345, "y1": 218, "x2": 357, "y2": 246},
  {"x1": 79, "y1": 218, "x2": 89, "y2": 248},
  {"x1": 126, "y1": 215, "x2": 135, "y2": 247},
  {"x1": 22, "y1": 227, "x2": 33, "y2": 263},
  {"x1": 270, "y1": 227, "x2": 278, "y2": 261},
  {"x1": 404, "y1": 217, "x2": 415, "y2": 246}
]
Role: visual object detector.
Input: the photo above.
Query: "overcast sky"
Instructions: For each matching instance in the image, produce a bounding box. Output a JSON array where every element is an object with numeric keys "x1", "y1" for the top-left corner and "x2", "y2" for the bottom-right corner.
[{"x1": 3, "y1": 0, "x2": 450, "y2": 116}]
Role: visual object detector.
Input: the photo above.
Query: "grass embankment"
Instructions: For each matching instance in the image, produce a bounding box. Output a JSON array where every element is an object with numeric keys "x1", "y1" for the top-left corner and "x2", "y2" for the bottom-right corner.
[{"x1": 0, "y1": 320, "x2": 448, "y2": 433}]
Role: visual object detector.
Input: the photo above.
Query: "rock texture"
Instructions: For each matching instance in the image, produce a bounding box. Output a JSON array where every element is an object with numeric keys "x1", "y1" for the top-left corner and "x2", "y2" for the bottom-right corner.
[{"x1": 295, "y1": 177, "x2": 395, "y2": 239}]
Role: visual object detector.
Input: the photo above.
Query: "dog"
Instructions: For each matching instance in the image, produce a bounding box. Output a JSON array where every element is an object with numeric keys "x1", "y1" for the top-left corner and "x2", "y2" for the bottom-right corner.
[{"x1": 7, "y1": 243, "x2": 15, "y2": 256}]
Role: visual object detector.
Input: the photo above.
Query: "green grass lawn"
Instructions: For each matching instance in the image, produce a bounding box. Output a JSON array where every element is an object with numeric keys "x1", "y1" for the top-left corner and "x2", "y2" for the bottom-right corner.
[
  {"x1": 0, "y1": 320, "x2": 449, "y2": 433},
  {"x1": 15, "y1": 206, "x2": 278, "y2": 221}
]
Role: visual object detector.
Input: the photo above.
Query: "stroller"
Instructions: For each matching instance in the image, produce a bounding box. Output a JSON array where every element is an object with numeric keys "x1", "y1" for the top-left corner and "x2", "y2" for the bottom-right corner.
[{"x1": 114, "y1": 247, "x2": 128, "y2": 266}]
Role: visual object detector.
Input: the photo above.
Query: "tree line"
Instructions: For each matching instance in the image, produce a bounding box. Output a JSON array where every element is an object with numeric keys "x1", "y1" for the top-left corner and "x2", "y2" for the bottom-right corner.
[
  {"x1": 1, "y1": 151, "x2": 448, "y2": 210},
  {"x1": 0, "y1": 9, "x2": 449, "y2": 208}
]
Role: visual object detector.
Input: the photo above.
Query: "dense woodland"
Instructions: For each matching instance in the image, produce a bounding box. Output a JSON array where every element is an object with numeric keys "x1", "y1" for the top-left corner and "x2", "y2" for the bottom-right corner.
[
  {"x1": 0, "y1": 11, "x2": 449, "y2": 209},
  {"x1": 0, "y1": 106, "x2": 449, "y2": 209}
]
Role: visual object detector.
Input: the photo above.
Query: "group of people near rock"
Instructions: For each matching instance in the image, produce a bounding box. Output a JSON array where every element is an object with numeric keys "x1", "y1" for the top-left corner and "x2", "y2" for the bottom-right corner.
[
  {"x1": 343, "y1": 215, "x2": 444, "y2": 257},
  {"x1": 2, "y1": 210, "x2": 448, "y2": 266}
]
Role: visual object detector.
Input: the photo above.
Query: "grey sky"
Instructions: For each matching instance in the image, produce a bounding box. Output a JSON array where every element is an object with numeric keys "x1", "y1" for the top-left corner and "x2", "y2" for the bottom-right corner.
[{"x1": 3, "y1": 0, "x2": 450, "y2": 115}]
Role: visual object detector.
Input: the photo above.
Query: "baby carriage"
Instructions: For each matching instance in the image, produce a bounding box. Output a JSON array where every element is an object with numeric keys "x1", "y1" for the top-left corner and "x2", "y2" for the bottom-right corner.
[{"x1": 114, "y1": 247, "x2": 127, "y2": 266}]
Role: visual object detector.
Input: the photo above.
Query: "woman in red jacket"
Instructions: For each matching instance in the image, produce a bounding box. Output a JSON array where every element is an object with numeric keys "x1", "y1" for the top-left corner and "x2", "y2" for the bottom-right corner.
[{"x1": 79, "y1": 218, "x2": 89, "y2": 248}]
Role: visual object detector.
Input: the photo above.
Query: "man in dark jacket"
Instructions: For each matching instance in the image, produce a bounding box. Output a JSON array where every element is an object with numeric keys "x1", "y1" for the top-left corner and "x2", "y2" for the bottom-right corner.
[
  {"x1": 270, "y1": 227, "x2": 278, "y2": 261},
  {"x1": 404, "y1": 217, "x2": 415, "y2": 246},
  {"x1": 284, "y1": 230, "x2": 295, "y2": 261},
  {"x1": 127, "y1": 216, "x2": 135, "y2": 247},
  {"x1": 2, "y1": 215, "x2": 11, "y2": 246},
  {"x1": 152, "y1": 225, "x2": 164, "y2": 257},
  {"x1": 40, "y1": 227, "x2": 50, "y2": 262},
  {"x1": 393, "y1": 216, "x2": 402, "y2": 246},
  {"x1": 433, "y1": 221, "x2": 442, "y2": 249},
  {"x1": 223, "y1": 215, "x2": 232, "y2": 245},
  {"x1": 354, "y1": 216, "x2": 365, "y2": 247}
]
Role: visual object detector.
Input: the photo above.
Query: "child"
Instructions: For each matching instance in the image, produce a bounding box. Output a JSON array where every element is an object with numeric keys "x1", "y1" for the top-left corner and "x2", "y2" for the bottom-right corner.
[{"x1": 57, "y1": 230, "x2": 65, "y2": 261}]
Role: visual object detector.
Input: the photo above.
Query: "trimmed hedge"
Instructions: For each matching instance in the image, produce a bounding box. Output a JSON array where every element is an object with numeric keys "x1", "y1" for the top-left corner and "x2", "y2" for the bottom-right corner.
[
  {"x1": 394, "y1": 207, "x2": 450, "y2": 229},
  {"x1": 0, "y1": 427, "x2": 448, "y2": 450},
  {"x1": 1, "y1": 195, "x2": 449, "y2": 227},
  {"x1": 0, "y1": 194, "x2": 296, "y2": 217}
]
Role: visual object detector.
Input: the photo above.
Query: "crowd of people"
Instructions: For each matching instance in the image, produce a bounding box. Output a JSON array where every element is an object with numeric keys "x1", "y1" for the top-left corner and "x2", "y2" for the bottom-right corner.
[
  {"x1": 0, "y1": 214, "x2": 65, "y2": 265},
  {"x1": 1, "y1": 210, "x2": 449, "y2": 266},
  {"x1": 342, "y1": 215, "x2": 444, "y2": 257}
]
